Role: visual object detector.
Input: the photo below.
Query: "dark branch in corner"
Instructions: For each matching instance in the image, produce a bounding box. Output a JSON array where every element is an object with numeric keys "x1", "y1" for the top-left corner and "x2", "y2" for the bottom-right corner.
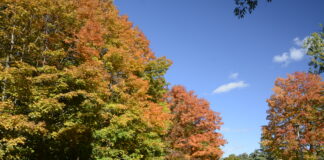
[{"x1": 234, "y1": 0, "x2": 272, "y2": 18}]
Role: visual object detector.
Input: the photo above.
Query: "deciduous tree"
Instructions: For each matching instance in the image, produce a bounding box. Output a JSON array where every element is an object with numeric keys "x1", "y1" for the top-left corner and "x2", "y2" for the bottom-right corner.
[
  {"x1": 262, "y1": 72, "x2": 324, "y2": 159},
  {"x1": 305, "y1": 27, "x2": 324, "y2": 75},
  {"x1": 0, "y1": 0, "x2": 172, "y2": 159},
  {"x1": 167, "y1": 86, "x2": 226, "y2": 159}
]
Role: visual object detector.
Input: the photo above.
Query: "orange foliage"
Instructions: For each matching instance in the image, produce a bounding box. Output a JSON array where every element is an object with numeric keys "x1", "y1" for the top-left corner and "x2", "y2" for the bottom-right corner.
[
  {"x1": 262, "y1": 72, "x2": 324, "y2": 159},
  {"x1": 74, "y1": 0, "x2": 106, "y2": 61},
  {"x1": 167, "y1": 85, "x2": 226, "y2": 159}
]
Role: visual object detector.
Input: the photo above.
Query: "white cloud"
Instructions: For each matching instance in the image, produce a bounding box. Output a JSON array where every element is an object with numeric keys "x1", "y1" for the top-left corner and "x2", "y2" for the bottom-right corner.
[
  {"x1": 293, "y1": 37, "x2": 304, "y2": 46},
  {"x1": 273, "y1": 52, "x2": 289, "y2": 63},
  {"x1": 273, "y1": 37, "x2": 307, "y2": 66},
  {"x1": 290, "y1": 47, "x2": 306, "y2": 61},
  {"x1": 213, "y1": 81, "x2": 248, "y2": 94},
  {"x1": 293, "y1": 37, "x2": 309, "y2": 47},
  {"x1": 229, "y1": 73, "x2": 239, "y2": 79}
]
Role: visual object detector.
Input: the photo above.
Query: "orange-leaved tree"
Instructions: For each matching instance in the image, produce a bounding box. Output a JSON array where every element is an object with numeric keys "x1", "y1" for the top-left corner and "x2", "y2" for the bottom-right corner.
[
  {"x1": 0, "y1": 0, "x2": 172, "y2": 159},
  {"x1": 262, "y1": 72, "x2": 324, "y2": 159},
  {"x1": 167, "y1": 85, "x2": 226, "y2": 159}
]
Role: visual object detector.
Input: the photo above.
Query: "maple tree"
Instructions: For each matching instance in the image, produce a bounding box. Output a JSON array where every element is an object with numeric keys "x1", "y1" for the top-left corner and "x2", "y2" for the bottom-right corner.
[
  {"x1": 0, "y1": 0, "x2": 172, "y2": 159},
  {"x1": 167, "y1": 85, "x2": 226, "y2": 159},
  {"x1": 0, "y1": 0, "x2": 228, "y2": 159},
  {"x1": 262, "y1": 72, "x2": 324, "y2": 159}
]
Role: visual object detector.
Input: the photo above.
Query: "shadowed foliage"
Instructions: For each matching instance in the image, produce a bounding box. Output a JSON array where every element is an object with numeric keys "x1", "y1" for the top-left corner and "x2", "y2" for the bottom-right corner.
[{"x1": 234, "y1": 0, "x2": 272, "y2": 18}]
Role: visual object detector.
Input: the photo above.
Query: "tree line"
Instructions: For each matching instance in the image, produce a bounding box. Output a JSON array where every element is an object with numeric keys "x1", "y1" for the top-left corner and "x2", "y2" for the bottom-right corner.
[
  {"x1": 0, "y1": 0, "x2": 225, "y2": 159},
  {"x1": 223, "y1": 27, "x2": 323, "y2": 160},
  {"x1": 0, "y1": 0, "x2": 323, "y2": 159}
]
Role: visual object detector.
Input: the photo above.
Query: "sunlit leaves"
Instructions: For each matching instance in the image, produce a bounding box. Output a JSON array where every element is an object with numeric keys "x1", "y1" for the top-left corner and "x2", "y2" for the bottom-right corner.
[
  {"x1": 262, "y1": 72, "x2": 323, "y2": 159},
  {"x1": 0, "y1": 0, "x2": 228, "y2": 159},
  {"x1": 167, "y1": 86, "x2": 226, "y2": 159},
  {"x1": 305, "y1": 27, "x2": 324, "y2": 74}
]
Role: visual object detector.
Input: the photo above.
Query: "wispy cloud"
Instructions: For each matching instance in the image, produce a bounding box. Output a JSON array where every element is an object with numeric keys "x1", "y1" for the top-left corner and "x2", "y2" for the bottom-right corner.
[
  {"x1": 293, "y1": 37, "x2": 308, "y2": 47},
  {"x1": 229, "y1": 73, "x2": 239, "y2": 79},
  {"x1": 273, "y1": 37, "x2": 307, "y2": 66},
  {"x1": 273, "y1": 52, "x2": 289, "y2": 63},
  {"x1": 213, "y1": 81, "x2": 248, "y2": 94},
  {"x1": 290, "y1": 47, "x2": 305, "y2": 61}
]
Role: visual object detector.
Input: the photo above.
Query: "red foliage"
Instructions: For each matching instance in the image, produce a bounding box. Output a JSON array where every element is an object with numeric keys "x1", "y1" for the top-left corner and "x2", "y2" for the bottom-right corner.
[
  {"x1": 167, "y1": 85, "x2": 226, "y2": 159},
  {"x1": 262, "y1": 72, "x2": 324, "y2": 159}
]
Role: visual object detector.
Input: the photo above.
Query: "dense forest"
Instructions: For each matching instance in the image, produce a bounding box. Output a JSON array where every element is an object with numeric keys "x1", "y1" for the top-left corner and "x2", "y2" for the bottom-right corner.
[{"x1": 0, "y1": 0, "x2": 323, "y2": 159}]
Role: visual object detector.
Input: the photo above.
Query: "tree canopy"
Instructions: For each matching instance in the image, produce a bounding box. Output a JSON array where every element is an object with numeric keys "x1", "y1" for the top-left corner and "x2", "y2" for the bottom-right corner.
[
  {"x1": 1, "y1": 0, "x2": 322, "y2": 159},
  {"x1": 0, "y1": 0, "x2": 226, "y2": 159},
  {"x1": 167, "y1": 86, "x2": 226, "y2": 159},
  {"x1": 305, "y1": 27, "x2": 324, "y2": 74},
  {"x1": 222, "y1": 149, "x2": 272, "y2": 160},
  {"x1": 0, "y1": 0, "x2": 173, "y2": 159},
  {"x1": 262, "y1": 72, "x2": 323, "y2": 159}
]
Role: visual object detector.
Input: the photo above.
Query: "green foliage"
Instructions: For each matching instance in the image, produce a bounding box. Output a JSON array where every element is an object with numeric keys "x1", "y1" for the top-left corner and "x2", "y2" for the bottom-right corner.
[
  {"x1": 0, "y1": 0, "x2": 229, "y2": 159},
  {"x1": 234, "y1": 0, "x2": 272, "y2": 18},
  {"x1": 305, "y1": 26, "x2": 324, "y2": 74},
  {"x1": 222, "y1": 149, "x2": 272, "y2": 160},
  {"x1": 224, "y1": 154, "x2": 241, "y2": 160},
  {"x1": 0, "y1": 0, "x2": 79, "y2": 67},
  {"x1": 0, "y1": 0, "x2": 172, "y2": 159},
  {"x1": 144, "y1": 57, "x2": 172, "y2": 102}
]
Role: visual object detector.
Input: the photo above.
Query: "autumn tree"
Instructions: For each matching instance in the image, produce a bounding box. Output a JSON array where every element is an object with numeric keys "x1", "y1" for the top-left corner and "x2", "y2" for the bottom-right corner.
[
  {"x1": 167, "y1": 85, "x2": 226, "y2": 159},
  {"x1": 262, "y1": 72, "x2": 324, "y2": 159},
  {"x1": 90, "y1": 2, "x2": 172, "y2": 159},
  {"x1": 0, "y1": 0, "x2": 172, "y2": 159},
  {"x1": 0, "y1": 0, "x2": 90, "y2": 159}
]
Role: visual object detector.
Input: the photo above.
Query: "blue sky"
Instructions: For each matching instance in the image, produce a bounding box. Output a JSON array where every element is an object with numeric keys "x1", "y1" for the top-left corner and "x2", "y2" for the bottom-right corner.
[{"x1": 115, "y1": 0, "x2": 324, "y2": 157}]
